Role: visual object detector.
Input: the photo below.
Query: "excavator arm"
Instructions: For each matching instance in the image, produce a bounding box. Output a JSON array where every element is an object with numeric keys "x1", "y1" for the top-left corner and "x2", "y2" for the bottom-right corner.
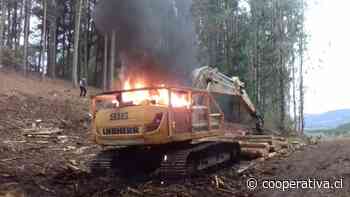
[{"x1": 192, "y1": 66, "x2": 263, "y2": 131}]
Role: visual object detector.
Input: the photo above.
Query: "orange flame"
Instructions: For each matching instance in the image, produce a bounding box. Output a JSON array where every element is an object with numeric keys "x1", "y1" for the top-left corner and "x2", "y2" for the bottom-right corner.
[{"x1": 121, "y1": 79, "x2": 190, "y2": 108}]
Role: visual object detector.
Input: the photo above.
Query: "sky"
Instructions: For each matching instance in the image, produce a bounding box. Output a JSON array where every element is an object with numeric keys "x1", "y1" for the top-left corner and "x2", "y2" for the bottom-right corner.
[{"x1": 304, "y1": 0, "x2": 350, "y2": 114}]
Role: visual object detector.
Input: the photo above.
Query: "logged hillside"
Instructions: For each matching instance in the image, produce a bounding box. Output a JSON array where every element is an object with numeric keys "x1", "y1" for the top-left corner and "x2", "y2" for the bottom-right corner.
[
  {"x1": 0, "y1": 67, "x2": 268, "y2": 197},
  {"x1": 0, "y1": 69, "x2": 254, "y2": 197},
  {"x1": 1, "y1": 69, "x2": 350, "y2": 197}
]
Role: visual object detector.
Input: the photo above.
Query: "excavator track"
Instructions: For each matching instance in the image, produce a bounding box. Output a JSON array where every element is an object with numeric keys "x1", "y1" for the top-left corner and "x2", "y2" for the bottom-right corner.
[
  {"x1": 160, "y1": 149, "x2": 192, "y2": 179},
  {"x1": 90, "y1": 141, "x2": 240, "y2": 178},
  {"x1": 90, "y1": 148, "x2": 163, "y2": 175},
  {"x1": 160, "y1": 141, "x2": 240, "y2": 179},
  {"x1": 89, "y1": 150, "x2": 117, "y2": 174}
]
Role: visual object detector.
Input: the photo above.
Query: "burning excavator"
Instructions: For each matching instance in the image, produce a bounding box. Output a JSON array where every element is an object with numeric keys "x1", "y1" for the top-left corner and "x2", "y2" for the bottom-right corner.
[{"x1": 90, "y1": 66, "x2": 263, "y2": 178}]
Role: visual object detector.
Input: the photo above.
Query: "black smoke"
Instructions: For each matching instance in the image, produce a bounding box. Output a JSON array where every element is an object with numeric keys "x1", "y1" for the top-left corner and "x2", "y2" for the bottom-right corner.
[{"x1": 93, "y1": 0, "x2": 198, "y2": 85}]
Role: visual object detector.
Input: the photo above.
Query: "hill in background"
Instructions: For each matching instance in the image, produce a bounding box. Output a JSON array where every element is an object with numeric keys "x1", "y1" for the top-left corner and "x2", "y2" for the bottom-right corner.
[
  {"x1": 306, "y1": 121, "x2": 350, "y2": 137},
  {"x1": 305, "y1": 109, "x2": 350, "y2": 130}
]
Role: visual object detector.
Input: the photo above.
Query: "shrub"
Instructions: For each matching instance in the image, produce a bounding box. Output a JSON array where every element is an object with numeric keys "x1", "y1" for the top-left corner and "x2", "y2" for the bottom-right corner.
[{"x1": 0, "y1": 47, "x2": 24, "y2": 68}]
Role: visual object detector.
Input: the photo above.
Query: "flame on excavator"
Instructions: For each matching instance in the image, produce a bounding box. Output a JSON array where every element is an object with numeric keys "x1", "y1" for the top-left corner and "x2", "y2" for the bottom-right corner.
[{"x1": 121, "y1": 78, "x2": 190, "y2": 108}]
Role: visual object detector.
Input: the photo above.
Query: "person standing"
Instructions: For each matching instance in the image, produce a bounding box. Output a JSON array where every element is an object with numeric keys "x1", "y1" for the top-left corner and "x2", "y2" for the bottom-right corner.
[{"x1": 79, "y1": 78, "x2": 87, "y2": 97}]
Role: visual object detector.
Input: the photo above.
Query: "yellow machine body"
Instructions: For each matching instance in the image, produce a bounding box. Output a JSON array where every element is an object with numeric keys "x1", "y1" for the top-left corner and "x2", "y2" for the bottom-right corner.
[{"x1": 90, "y1": 86, "x2": 226, "y2": 147}]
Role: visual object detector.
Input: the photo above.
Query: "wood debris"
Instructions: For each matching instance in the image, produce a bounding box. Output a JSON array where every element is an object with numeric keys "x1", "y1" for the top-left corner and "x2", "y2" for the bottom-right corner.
[
  {"x1": 237, "y1": 162, "x2": 256, "y2": 174},
  {"x1": 213, "y1": 175, "x2": 225, "y2": 188},
  {"x1": 66, "y1": 160, "x2": 80, "y2": 171},
  {"x1": 74, "y1": 146, "x2": 90, "y2": 154},
  {"x1": 63, "y1": 146, "x2": 76, "y2": 152},
  {"x1": 1, "y1": 157, "x2": 20, "y2": 162},
  {"x1": 23, "y1": 128, "x2": 62, "y2": 137},
  {"x1": 127, "y1": 187, "x2": 143, "y2": 196},
  {"x1": 38, "y1": 184, "x2": 55, "y2": 193}
]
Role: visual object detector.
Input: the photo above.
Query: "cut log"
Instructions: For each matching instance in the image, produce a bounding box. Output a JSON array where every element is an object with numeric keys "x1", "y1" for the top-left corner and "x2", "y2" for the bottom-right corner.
[
  {"x1": 241, "y1": 148, "x2": 269, "y2": 159},
  {"x1": 274, "y1": 137, "x2": 287, "y2": 142},
  {"x1": 238, "y1": 135, "x2": 273, "y2": 140},
  {"x1": 279, "y1": 141, "x2": 289, "y2": 148},
  {"x1": 241, "y1": 139, "x2": 275, "y2": 152},
  {"x1": 246, "y1": 139, "x2": 273, "y2": 145},
  {"x1": 239, "y1": 142, "x2": 270, "y2": 150},
  {"x1": 238, "y1": 135, "x2": 286, "y2": 142}
]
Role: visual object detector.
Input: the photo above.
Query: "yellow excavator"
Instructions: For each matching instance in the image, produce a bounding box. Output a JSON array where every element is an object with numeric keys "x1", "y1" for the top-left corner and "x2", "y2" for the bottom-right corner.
[{"x1": 89, "y1": 66, "x2": 263, "y2": 177}]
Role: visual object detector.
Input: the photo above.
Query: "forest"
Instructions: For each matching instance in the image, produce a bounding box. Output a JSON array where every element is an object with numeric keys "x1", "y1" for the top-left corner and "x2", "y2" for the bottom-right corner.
[{"x1": 0, "y1": 0, "x2": 307, "y2": 132}]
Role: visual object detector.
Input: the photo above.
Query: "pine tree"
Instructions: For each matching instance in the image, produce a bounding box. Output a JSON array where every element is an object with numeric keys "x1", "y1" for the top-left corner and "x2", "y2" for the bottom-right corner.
[{"x1": 72, "y1": 0, "x2": 82, "y2": 87}]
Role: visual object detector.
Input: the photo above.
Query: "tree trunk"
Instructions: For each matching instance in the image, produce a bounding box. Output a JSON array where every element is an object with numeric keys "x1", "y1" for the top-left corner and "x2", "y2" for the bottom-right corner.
[
  {"x1": 12, "y1": 1, "x2": 17, "y2": 51},
  {"x1": 48, "y1": 26, "x2": 56, "y2": 77},
  {"x1": 299, "y1": 55, "x2": 304, "y2": 133},
  {"x1": 23, "y1": 0, "x2": 31, "y2": 75},
  {"x1": 292, "y1": 53, "x2": 297, "y2": 131},
  {"x1": 0, "y1": 0, "x2": 6, "y2": 47},
  {"x1": 48, "y1": 0, "x2": 57, "y2": 78},
  {"x1": 299, "y1": 0, "x2": 305, "y2": 134},
  {"x1": 279, "y1": 61, "x2": 285, "y2": 131},
  {"x1": 0, "y1": 0, "x2": 5, "y2": 65},
  {"x1": 38, "y1": 40, "x2": 42, "y2": 72},
  {"x1": 17, "y1": 0, "x2": 24, "y2": 50},
  {"x1": 109, "y1": 30, "x2": 116, "y2": 90},
  {"x1": 41, "y1": 0, "x2": 47, "y2": 78},
  {"x1": 83, "y1": 0, "x2": 90, "y2": 80},
  {"x1": 6, "y1": 5, "x2": 11, "y2": 48},
  {"x1": 72, "y1": 0, "x2": 83, "y2": 87},
  {"x1": 103, "y1": 34, "x2": 108, "y2": 91},
  {"x1": 94, "y1": 39, "x2": 100, "y2": 87}
]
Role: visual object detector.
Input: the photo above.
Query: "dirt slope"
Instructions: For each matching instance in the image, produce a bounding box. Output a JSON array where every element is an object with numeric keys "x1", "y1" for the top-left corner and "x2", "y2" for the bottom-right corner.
[
  {"x1": 0, "y1": 69, "x2": 349, "y2": 197},
  {"x1": 252, "y1": 139, "x2": 350, "y2": 197},
  {"x1": 0, "y1": 70, "x2": 103, "y2": 196}
]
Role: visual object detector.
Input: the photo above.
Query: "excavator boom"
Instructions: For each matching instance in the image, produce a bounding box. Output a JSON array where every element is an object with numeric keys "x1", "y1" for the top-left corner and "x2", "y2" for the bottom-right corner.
[{"x1": 192, "y1": 66, "x2": 257, "y2": 115}]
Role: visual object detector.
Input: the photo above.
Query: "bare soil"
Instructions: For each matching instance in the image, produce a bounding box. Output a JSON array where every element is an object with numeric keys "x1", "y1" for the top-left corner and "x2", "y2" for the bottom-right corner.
[
  {"x1": 251, "y1": 140, "x2": 350, "y2": 197},
  {"x1": 0, "y1": 69, "x2": 348, "y2": 197}
]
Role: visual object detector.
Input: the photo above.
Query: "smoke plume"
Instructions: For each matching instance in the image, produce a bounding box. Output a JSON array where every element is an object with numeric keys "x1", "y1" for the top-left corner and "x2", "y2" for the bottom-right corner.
[{"x1": 93, "y1": 0, "x2": 198, "y2": 86}]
